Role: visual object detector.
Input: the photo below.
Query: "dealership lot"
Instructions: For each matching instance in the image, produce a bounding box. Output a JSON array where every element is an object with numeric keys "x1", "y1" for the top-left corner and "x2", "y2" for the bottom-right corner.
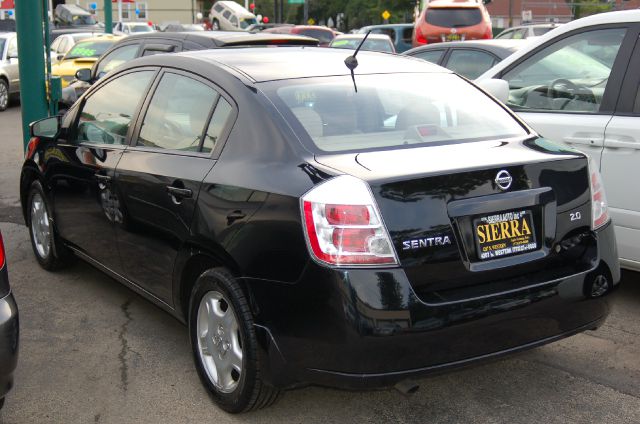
[{"x1": 1, "y1": 104, "x2": 639, "y2": 423}]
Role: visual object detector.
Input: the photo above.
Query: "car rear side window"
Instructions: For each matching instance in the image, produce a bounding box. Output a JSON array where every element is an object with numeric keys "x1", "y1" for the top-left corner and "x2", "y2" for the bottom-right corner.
[
  {"x1": 446, "y1": 49, "x2": 497, "y2": 79},
  {"x1": 425, "y1": 8, "x2": 483, "y2": 27},
  {"x1": 74, "y1": 71, "x2": 155, "y2": 145},
  {"x1": 402, "y1": 27, "x2": 413, "y2": 43},
  {"x1": 137, "y1": 73, "x2": 218, "y2": 152},
  {"x1": 411, "y1": 49, "x2": 445, "y2": 64},
  {"x1": 202, "y1": 97, "x2": 233, "y2": 153}
]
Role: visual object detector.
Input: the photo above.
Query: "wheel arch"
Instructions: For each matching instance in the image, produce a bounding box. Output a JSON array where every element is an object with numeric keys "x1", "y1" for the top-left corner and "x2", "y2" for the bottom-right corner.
[
  {"x1": 174, "y1": 242, "x2": 250, "y2": 323},
  {"x1": 20, "y1": 165, "x2": 43, "y2": 223}
]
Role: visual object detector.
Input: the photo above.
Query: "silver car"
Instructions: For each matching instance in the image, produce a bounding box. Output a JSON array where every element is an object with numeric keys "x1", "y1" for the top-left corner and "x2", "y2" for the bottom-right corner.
[{"x1": 0, "y1": 32, "x2": 19, "y2": 112}]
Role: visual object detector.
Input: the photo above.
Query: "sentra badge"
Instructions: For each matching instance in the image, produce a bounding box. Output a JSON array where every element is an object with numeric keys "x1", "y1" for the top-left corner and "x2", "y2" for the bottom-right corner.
[{"x1": 403, "y1": 235, "x2": 451, "y2": 250}]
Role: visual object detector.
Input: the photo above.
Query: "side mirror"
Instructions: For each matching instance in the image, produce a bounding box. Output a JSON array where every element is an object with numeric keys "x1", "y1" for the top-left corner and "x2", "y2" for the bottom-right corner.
[
  {"x1": 75, "y1": 68, "x2": 92, "y2": 82},
  {"x1": 476, "y1": 78, "x2": 509, "y2": 104},
  {"x1": 57, "y1": 53, "x2": 65, "y2": 61},
  {"x1": 30, "y1": 116, "x2": 60, "y2": 138}
]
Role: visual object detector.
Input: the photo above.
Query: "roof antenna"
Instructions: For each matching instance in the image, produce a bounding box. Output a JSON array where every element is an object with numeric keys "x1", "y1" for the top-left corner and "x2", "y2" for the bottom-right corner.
[{"x1": 344, "y1": 30, "x2": 371, "y2": 93}]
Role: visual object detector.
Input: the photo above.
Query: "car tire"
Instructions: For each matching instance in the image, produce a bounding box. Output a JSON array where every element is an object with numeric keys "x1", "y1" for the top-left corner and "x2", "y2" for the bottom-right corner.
[
  {"x1": 212, "y1": 19, "x2": 220, "y2": 30},
  {"x1": 0, "y1": 79, "x2": 9, "y2": 112},
  {"x1": 189, "y1": 268, "x2": 280, "y2": 413},
  {"x1": 27, "y1": 180, "x2": 74, "y2": 271}
]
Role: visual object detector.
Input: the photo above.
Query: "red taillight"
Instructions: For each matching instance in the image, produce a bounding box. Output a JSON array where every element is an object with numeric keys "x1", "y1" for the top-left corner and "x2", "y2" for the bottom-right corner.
[
  {"x1": 25, "y1": 136, "x2": 40, "y2": 160},
  {"x1": 0, "y1": 232, "x2": 5, "y2": 270},
  {"x1": 332, "y1": 228, "x2": 375, "y2": 252},
  {"x1": 325, "y1": 204, "x2": 370, "y2": 225},
  {"x1": 415, "y1": 26, "x2": 427, "y2": 44},
  {"x1": 483, "y1": 26, "x2": 493, "y2": 39},
  {"x1": 590, "y1": 159, "x2": 609, "y2": 229},
  {"x1": 301, "y1": 176, "x2": 398, "y2": 267}
]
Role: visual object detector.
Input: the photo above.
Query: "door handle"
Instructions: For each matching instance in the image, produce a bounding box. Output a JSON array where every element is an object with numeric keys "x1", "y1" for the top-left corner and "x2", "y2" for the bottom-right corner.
[
  {"x1": 166, "y1": 186, "x2": 193, "y2": 199},
  {"x1": 226, "y1": 210, "x2": 246, "y2": 225}
]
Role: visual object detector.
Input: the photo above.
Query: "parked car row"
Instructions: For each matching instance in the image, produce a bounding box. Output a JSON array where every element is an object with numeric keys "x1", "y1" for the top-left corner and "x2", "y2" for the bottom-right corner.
[{"x1": 14, "y1": 7, "x2": 640, "y2": 416}]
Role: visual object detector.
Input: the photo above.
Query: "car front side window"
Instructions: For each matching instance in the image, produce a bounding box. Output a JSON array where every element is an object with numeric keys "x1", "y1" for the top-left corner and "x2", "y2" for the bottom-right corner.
[
  {"x1": 502, "y1": 28, "x2": 627, "y2": 113},
  {"x1": 73, "y1": 71, "x2": 155, "y2": 146}
]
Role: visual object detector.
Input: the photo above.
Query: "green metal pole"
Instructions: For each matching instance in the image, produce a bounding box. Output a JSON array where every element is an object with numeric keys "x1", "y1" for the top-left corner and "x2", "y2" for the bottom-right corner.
[
  {"x1": 104, "y1": 0, "x2": 113, "y2": 34},
  {"x1": 43, "y1": 0, "x2": 54, "y2": 114},
  {"x1": 15, "y1": 0, "x2": 49, "y2": 149}
]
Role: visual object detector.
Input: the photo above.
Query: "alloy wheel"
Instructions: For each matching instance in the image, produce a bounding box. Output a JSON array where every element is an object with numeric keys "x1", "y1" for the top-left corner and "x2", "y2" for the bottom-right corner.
[
  {"x1": 0, "y1": 82, "x2": 8, "y2": 110},
  {"x1": 30, "y1": 192, "x2": 51, "y2": 259}
]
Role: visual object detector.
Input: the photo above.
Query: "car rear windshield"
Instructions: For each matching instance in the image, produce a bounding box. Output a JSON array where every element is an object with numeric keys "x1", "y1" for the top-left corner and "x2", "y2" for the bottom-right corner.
[
  {"x1": 65, "y1": 40, "x2": 114, "y2": 59},
  {"x1": 533, "y1": 26, "x2": 553, "y2": 36},
  {"x1": 331, "y1": 38, "x2": 394, "y2": 53},
  {"x1": 130, "y1": 24, "x2": 154, "y2": 33},
  {"x1": 298, "y1": 28, "x2": 334, "y2": 44},
  {"x1": 425, "y1": 8, "x2": 483, "y2": 28},
  {"x1": 267, "y1": 73, "x2": 528, "y2": 153}
]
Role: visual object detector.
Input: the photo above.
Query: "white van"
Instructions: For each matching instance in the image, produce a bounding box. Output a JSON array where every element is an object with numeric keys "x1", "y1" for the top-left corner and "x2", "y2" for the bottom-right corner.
[{"x1": 210, "y1": 1, "x2": 258, "y2": 31}]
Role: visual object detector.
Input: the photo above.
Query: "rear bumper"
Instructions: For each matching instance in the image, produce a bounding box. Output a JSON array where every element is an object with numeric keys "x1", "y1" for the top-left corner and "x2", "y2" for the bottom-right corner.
[
  {"x1": 251, "y1": 222, "x2": 620, "y2": 389},
  {"x1": 0, "y1": 292, "x2": 19, "y2": 399}
]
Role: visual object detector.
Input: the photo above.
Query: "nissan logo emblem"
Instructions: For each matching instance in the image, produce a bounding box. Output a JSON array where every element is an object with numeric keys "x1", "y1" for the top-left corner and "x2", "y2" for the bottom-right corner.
[{"x1": 495, "y1": 170, "x2": 513, "y2": 191}]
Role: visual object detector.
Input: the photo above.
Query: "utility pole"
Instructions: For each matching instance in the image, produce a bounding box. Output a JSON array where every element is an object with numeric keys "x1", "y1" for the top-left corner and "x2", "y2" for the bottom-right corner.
[
  {"x1": 304, "y1": 0, "x2": 308, "y2": 24},
  {"x1": 15, "y1": 0, "x2": 49, "y2": 148},
  {"x1": 508, "y1": 0, "x2": 513, "y2": 27},
  {"x1": 104, "y1": 0, "x2": 112, "y2": 33}
]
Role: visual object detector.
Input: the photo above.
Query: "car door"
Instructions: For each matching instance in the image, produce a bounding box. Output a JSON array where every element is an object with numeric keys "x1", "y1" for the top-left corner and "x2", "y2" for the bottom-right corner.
[
  {"x1": 600, "y1": 36, "x2": 640, "y2": 270},
  {"x1": 5, "y1": 36, "x2": 19, "y2": 94},
  {"x1": 498, "y1": 25, "x2": 638, "y2": 162},
  {"x1": 49, "y1": 69, "x2": 157, "y2": 273},
  {"x1": 114, "y1": 70, "x2": 233, "y2": 304}
]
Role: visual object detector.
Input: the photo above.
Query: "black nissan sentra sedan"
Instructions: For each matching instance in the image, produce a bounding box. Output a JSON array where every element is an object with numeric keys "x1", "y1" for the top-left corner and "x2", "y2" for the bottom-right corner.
[{"x1": 20, "y1": 48, "x2": 620, "y2": 412}]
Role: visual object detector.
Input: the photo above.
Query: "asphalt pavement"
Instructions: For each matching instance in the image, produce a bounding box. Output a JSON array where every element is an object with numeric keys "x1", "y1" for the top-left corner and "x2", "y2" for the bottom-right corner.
[{"x1": 0, "y1": 104, "x2": 639, "y2": 423}]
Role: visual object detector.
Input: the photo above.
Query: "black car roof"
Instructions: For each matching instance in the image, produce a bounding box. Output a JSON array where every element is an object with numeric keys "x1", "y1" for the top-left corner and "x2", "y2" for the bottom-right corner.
[
  {"x1": 138, "y1": 47, "x2": 448, "y2": 82},
  {"x1": 119, "y1": 31, "x2": 318, "y2": 47}
]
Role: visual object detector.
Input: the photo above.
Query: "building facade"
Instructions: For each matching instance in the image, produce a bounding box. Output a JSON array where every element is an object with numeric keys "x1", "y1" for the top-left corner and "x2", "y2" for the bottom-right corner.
[{"x1": 48, "y1": 0, "x2": 204, "y2": 26}]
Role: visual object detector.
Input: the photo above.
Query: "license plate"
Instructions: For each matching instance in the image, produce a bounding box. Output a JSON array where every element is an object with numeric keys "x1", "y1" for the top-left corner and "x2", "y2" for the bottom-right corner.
[
  {"x1": 446, "y1": 34, "x2": 461, "y2": 41},
  {"x1": 474, "y1": 210, "x2": 537, "y2": 260}
]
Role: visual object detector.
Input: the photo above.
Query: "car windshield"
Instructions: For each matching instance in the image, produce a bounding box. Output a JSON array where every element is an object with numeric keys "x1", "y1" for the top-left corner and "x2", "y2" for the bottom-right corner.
[
  {"x1": 425, "y1": 8, "x2": 483, "y2": 27},
  {"x1": 72, "y1": 15, "x2": 97, "y2": 25},
  {"x1": 240, "y1": 18, "x2": 258, "y2": 29},
  {"x1": 330, "y1": 38, "x2": 393, "y2": 53},
  {"x1": 129, "y1": 24, "x2": 153, "y2": 33},
  {"x1": 267, "y1": 73, "x2": 527, "y2": 153},
  {"x1": 65, "y1": 40, "x2": 114, "y2": 59}
]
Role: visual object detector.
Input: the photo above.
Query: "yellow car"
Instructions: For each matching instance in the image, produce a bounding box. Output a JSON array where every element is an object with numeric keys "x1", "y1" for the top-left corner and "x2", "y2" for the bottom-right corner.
[{"x1": 52, "y1": 35, "x2": 123, "y2": 88}]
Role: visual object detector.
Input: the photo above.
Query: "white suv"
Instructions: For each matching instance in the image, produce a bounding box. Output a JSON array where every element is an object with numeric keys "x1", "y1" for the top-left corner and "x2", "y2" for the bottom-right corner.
[{"x1": 478, "y1": 10, "x2": 640, "y2": 271}]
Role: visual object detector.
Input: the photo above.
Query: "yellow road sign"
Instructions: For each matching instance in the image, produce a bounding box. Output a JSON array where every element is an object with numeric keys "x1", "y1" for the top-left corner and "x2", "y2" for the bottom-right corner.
[
  {"x1": 381, "y1": 10, "x2": 391, "y2": 20},
  {"x1": 308, "y1": 18, "x2": 316, "y2": 25}
]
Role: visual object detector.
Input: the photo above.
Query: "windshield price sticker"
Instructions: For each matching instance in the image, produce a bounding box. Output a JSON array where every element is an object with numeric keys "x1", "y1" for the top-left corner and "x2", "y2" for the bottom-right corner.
[{"x1": 474, "y1": 210, "x2": 537, "y2": 260}]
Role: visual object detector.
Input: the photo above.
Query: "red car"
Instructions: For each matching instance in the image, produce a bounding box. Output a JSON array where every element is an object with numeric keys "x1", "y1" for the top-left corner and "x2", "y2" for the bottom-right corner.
[
  {"x1": 413, "y1": 0, "x2": 493, "y2": 46},
  {"x1": 262, "y1": 25, "x2": 337, "y2": 46}
]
